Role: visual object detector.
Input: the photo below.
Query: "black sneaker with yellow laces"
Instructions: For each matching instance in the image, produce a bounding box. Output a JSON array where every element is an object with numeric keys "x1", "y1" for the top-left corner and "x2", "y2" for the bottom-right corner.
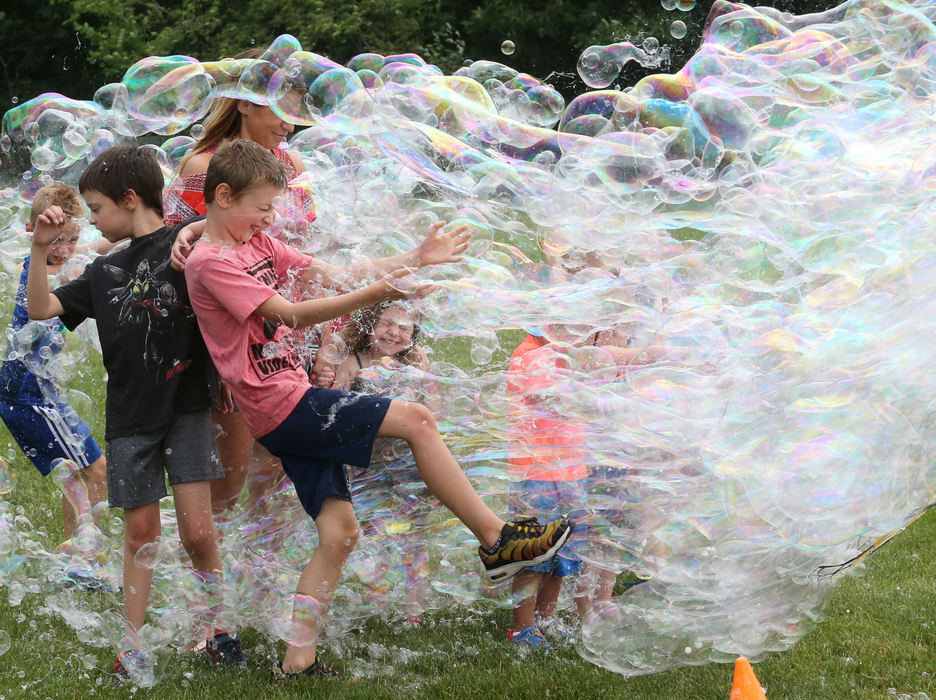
[{"x1": 478, "y1": 517, "x2": 574, "y2": 581}]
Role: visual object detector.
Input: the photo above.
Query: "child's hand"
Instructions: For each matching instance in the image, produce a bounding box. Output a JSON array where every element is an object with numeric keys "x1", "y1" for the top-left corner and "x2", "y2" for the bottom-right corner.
[
  {"x1": 215, "y1": 382, "x2": 235, "y2": 414},
  {"x1": 415, "y1": 222, "x2": 471, "y2": 267},
  {"x1": 170, "y1": 225, "x2": 199, "y2": 270},
  {"x1": 311, "y1": 363, "x2": 336, "y2": 388},
  {"x1": 32, "y1": 206, "x2": 70, "y2": 247},
  {"x1": 382, "y1": 268, "x2": 437, "y2": 300}
]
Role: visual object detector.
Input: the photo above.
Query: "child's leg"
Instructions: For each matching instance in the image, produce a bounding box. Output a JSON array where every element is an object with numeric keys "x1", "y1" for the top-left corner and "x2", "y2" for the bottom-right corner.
[
  {"x1": 244, "y1": 442, "x2": 285, "y2": 513},
  {"x1": 172, "y1": 480, "x2": 224, "y2": 637},
  {"x1": 282, "y1": 497, "x2": 359, "y2": 673},
  {"x1": 377, "y1": 401, "x2": 503, "y2": 549},
  {"x1": 61, "y1": 456, "x2": 107, "y2": 539},
  {"x1": 172, "y1": 480, "x2": 222, "y2": 573},
  {"x1": 82, "y1": 455, "x2": 108, "y2": 512},
  {"x1": 122, "y1": 502, "x2": 162, "y2": 634},
  {"x1": 402, "y1": 534, "x2": 429, "y2": 617},
  {"x1": 512, "y1": 570, "x2": 543, "y2": 630},
  {"x1": 533, "y1": 573, "x2": 563, "y2": 623},
  {"x1": 210, "y1": 411, "x2": 253, "y2": 514}
]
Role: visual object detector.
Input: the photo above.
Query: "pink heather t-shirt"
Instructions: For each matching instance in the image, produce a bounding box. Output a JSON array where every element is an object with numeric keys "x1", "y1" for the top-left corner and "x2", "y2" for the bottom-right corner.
[{"x1": 185, "y1": 232, "x2": 314, "y2": 437}]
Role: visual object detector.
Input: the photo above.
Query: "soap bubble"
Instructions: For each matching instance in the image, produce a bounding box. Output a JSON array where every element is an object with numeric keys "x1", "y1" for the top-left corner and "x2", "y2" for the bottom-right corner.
[
  {"x1": 501, "y1": 40, "x2": 516, "y2": 56},
  {"x1": 0, "y1": 459, "x2": 13, "y2": 495},
  {"x1": 671, "y1": 20, "x2": 687, "y2": 39},
  {"x1": 3, "y1": 0, "x2": 936, "y2": 684}
]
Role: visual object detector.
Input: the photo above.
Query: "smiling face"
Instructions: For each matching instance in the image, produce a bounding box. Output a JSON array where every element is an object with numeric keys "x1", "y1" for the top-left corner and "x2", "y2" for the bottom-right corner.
[
  {"x1": 238, "y1": 102, "x2": 295, "y2": 151},
  {"x1": 370, "y1": 304, "x2": 417, "y2": 357},
  {"x1": 222, "y1": 183, "x2": 283, "y2": 243}
]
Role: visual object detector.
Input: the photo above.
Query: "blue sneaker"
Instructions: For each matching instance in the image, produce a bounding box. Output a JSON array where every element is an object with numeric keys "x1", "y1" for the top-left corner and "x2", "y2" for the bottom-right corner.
[
  {"x1": 507, "y1": 625, "x2": 550, "y2": 648},
  {"x1": 539, "y1": 618, "x2": 576, "y2": 642}
]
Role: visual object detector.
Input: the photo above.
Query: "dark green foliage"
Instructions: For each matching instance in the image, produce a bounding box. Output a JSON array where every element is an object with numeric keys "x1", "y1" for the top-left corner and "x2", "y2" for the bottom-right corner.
[{"x1": 2, "y1": 0, "x2": 844, "y2": 107}]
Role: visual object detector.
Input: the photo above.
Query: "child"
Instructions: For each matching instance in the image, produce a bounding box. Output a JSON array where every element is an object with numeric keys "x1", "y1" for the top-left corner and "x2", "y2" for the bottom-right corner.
[
  {"x1": 315, "y1": 300, "x2": 436, "y2": 623},
  {"x1": 506, "y1": 327, "x2": 667, "y2": 646},
  {"x1": 0, "y1": 184, "x2": 108, "y2": 549},
  {"x1": 505, "y1": 332, "x2": 590, "y2": 647},
  {"x1": 25, "y1": 145, "x2": 245, "y2": 680},
  {"x1": 183, "y1": 139, "x2": 573, "y2": 679}
]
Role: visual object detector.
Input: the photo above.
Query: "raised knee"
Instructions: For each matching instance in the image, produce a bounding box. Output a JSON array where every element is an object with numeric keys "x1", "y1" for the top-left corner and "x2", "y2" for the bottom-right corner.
[{"x1": 407, "y1": 403, "x2": 437, "y2": 438}]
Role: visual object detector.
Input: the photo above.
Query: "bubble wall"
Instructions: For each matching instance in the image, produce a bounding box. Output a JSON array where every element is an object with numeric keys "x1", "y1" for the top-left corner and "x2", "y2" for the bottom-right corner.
[{"x1": 2, "y1": 0, "x2": 936, "y2": 681}]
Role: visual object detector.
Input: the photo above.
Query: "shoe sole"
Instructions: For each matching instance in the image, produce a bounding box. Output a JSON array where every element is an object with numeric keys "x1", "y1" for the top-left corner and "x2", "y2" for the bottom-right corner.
[{"x1": 485, "y1": 523, "x2": 574, "y2": 582}]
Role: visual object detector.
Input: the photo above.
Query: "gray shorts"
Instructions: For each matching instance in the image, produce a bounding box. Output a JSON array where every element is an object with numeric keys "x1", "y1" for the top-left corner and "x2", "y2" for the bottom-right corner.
[{"x1": 105, "y1": 410, "x2": 224, "y2": 509}]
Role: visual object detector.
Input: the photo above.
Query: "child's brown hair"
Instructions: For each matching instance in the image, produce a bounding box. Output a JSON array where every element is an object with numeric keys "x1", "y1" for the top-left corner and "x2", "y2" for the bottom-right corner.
[
  {"x1": 29, "y1": 183, "x2": 83, "y2": 226},
  {"x1": 78, "y1": 144, "x2": 165, "y2": 217},
  {"x1": 204, "y1": 139, "x2": 288, "y2": 204},
  {"x1": 340, "y1": 301, "x2": 423, "y2": 366}
]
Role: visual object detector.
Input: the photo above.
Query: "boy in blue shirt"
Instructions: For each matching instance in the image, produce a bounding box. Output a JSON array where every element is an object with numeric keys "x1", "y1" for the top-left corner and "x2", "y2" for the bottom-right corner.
[{"x1": 0, "y1": 183, "x2": 107, "y2": 546}]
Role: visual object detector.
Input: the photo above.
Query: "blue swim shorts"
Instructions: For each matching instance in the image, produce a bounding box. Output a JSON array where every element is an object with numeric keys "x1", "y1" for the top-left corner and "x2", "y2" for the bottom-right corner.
[
  {"x1": 257, "y1": 387, "x2": 392, "y2": 520},
  {"x1": 0, "y1": 400, "x2": 102, "y2": 476}
]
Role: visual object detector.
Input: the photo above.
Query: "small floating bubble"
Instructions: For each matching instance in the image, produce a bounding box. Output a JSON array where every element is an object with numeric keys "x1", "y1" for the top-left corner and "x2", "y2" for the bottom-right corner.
[
  {"x1": 643, "y1": 37, "x2": 660, "y2": 53},
  {"x1": 661, "y1": 0, "x2": 677, "y2": 10},
  {"x1": 501, "y1": 40, "x2": 516, "y2": 56},
  {"x1": 676, "y1": 0, "x2": 695, "y2": 10},
  {"x1": 190, "y1": 123, "x2": 206, "y2": 140},
  {"x1": 670, "y1": 20, "x2": 687, "y2": 39}
]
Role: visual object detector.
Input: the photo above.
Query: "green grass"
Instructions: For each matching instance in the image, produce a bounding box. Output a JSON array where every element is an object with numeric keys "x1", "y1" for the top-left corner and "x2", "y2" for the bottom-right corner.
[
  {"x1": 2, "y1": 299, "x2": 935, "y2": 699},
  {"x1": 3, "y1": 433, "x2": 936, "y2": 699}
]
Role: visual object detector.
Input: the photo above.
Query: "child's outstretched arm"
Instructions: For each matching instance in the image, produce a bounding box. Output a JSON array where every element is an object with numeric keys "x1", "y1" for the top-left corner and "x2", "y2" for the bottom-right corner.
[
  {"x1": 257, "y1": 269, "x2": 434, "y2": 330},
  {"x1": 26, "y1": 207, "x2": 68, "y2": 320},
  {"x1": 301, "y1": 222, "x2": 471, "y2": 291},
  {"x1": 603, "y1": 344, "x2": 668, "y2": 366}
]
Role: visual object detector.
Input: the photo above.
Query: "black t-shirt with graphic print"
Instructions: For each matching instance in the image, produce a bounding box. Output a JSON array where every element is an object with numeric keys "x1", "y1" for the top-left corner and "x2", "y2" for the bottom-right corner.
[{"x1": 53, "y1": 223, "x2": 211, "y2": 439}]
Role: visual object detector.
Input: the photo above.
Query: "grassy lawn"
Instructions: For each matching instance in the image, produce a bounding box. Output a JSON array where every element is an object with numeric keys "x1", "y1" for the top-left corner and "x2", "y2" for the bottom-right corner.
[
  {"x1": 0, "y1": 282, "x2": 933, "y2": 700},
  {"x1": 2, "y1": 425, "x2": 936, "y2": 699}
]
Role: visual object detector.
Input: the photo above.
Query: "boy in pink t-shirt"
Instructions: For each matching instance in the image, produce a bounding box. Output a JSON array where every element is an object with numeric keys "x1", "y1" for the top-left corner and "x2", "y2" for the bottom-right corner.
[{"x1": 183, "y1": 140, "x2": 573, "y2": 680}]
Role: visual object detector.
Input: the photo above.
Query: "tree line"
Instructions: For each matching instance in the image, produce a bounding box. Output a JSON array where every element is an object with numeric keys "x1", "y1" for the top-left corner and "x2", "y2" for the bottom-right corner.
[{"x1": 2, "y1": 0, "x2": 840, "y2": 108}]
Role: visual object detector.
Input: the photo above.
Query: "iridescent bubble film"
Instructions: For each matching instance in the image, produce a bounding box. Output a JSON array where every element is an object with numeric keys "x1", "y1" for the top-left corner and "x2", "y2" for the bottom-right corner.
[{"x1": 2, "y1": 0, "x2": 936, "y2": 682}]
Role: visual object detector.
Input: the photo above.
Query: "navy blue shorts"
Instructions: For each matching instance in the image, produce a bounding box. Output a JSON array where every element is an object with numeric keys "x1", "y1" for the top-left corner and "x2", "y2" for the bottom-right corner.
[
  {"x1": 0, "y1": 400, "x2": 103, "y2": 476},
  {"x1": 257, "y1": 388, "x2": 392, "y2": 520}
]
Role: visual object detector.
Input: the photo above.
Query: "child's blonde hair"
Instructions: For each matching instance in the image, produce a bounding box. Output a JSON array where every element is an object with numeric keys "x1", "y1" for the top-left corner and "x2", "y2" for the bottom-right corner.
[{"x1": 30, "y1": 183, "x2": 83, "y2": 226}]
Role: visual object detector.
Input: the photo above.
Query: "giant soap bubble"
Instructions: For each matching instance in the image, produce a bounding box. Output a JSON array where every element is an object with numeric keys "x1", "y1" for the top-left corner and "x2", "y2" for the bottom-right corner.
[{"x1": 2, "y1": 0, "x2": 936, "y2": 681}]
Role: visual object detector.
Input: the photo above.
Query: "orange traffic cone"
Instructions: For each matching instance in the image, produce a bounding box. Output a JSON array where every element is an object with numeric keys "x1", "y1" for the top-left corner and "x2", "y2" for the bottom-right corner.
[{"x1": 730, "y1": 657, "x2": 767, "y2": 700}]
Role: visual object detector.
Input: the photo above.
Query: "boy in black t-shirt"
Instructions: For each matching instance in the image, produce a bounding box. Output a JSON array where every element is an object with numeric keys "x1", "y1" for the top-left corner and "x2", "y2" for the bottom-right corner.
[{"x1": 26, "y1": 144, "x2": 246, "y2": 682}]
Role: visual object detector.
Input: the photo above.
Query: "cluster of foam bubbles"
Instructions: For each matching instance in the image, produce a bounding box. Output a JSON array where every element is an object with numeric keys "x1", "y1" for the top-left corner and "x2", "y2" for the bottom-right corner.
[{"x1": 2, "y1": 0, "x2": 936, "y2": 681}]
